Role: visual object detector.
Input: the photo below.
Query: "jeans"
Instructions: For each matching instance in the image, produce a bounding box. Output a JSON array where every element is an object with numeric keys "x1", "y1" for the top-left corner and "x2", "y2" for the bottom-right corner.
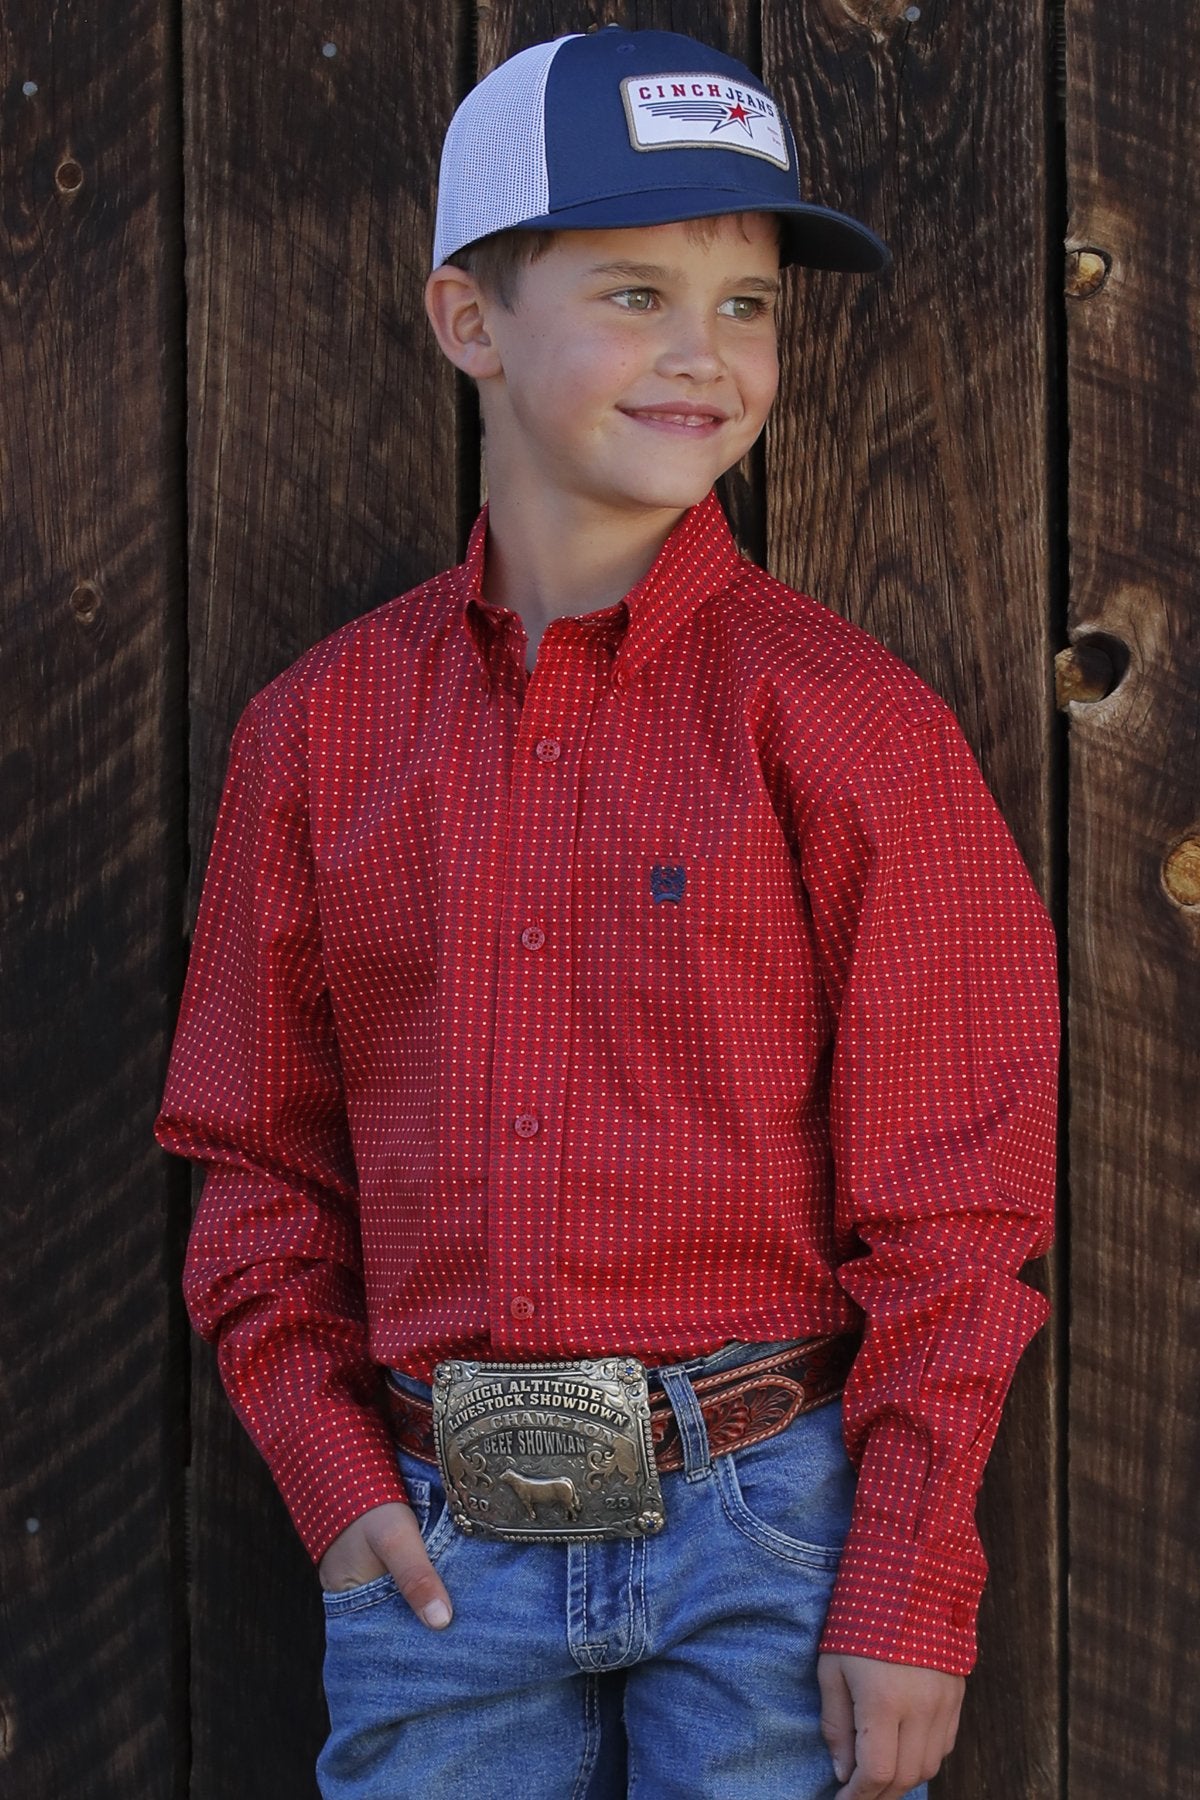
[{"x1": 316, "y1": 1337, "x2": 927, "y2": 1800}]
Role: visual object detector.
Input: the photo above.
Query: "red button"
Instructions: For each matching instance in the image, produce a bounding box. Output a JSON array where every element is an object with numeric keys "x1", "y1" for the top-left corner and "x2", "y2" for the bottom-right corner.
[
  {"x1": 514, "y1": 1112, "x2": 540, "y2": 1138},
  {"x1": 510, "y1": 1295, "x2": 536, "y2": 1320},
  {"x1": 535, "y1": 737, "x2": 561, "y2": 762},
  {"x1": 521, "y1": 925, "x2": 545, "y2": 951}
]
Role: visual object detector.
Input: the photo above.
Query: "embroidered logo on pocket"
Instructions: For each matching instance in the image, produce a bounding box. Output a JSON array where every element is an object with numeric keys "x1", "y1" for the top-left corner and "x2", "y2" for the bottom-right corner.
[{"x1": 650, "y1": 864, "x2": 686, "y2": 904}]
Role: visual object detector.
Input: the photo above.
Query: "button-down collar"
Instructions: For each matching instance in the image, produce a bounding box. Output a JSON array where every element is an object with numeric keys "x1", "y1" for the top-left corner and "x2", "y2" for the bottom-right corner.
[{"x1": 456, "y1": 487, "x2": 748, "y2": 690}]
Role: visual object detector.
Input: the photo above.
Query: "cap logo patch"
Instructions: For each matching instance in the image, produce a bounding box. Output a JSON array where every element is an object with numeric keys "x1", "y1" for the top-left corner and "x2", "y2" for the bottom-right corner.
[{"x1": 621, "y1": 73, "x2": 789, "y2": 169}]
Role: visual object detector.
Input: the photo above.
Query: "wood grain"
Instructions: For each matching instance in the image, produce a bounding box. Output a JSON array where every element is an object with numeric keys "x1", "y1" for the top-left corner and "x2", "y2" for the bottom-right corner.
[
  {"x1": 183, "y1": 2, "x2": 466, "y2": 1791},
  {"x1": 1061, "y1": 0, "x2": 1200, "y2": 1791},
  {"x1": 0, "y1": 2, "x2": 185, "y2": 1794},
  {"x1": 763, "y1": 0, "x2": 1063, "y2": 1793}
]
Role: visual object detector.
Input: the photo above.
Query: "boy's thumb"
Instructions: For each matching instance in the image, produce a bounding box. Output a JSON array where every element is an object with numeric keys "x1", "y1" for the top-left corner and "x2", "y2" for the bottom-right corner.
[
  {"x1": 396, "y1": 1556, "x2": 453, "y2": 1629},
  {"x1": 393, "y1": 1547, "x2": 453, "y2": 1629},
  {"x1": 371, "y1": 1510, "x2": 454, "y2": 1629}
]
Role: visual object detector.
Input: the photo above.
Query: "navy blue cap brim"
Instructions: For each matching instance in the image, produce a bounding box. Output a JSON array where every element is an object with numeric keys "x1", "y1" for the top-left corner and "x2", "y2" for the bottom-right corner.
[{"x1": 508, "y1": 188, "x2": 892, "y2": 274}]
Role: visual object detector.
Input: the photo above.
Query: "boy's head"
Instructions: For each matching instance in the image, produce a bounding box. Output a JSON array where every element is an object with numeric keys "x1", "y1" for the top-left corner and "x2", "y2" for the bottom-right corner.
[
  {"x1": 423, "y1": 27, "x2": 890, "y2": 518},
  {"x1": 430, "y1": 26, "x2": 890, "y2": 291}
]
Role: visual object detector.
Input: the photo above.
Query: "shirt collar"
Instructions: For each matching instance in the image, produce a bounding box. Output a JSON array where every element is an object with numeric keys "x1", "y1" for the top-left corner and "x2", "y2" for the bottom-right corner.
[{"x1": 455, "y1": 488, "x2": 747, "y2": 691}]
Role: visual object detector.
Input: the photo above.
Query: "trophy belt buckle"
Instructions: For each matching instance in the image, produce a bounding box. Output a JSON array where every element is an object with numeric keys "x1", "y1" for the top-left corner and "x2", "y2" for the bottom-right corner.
[{"x1": 431, "y1": 1355, "x2": 668, "y2": 1543}]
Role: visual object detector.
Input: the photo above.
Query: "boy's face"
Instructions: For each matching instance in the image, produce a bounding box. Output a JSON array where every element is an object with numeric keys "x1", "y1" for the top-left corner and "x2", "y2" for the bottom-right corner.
[{"x1": 430, "y1": 212, "x2": 782, "y2": 519}]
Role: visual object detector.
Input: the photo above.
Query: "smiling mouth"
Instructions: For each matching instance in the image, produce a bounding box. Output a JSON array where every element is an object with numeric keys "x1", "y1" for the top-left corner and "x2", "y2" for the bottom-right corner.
[{"x1": 621, "y1": 409, "x2": 726, "y2": 430}]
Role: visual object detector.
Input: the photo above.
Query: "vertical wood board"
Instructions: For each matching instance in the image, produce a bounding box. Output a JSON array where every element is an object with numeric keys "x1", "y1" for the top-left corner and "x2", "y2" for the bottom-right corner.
[
  {"x1": 1061, "y1": 0, "x2": 1200, "y2": 1791},
  {"x1": 0, "y1": 3, "x2": 186, "y2": 1794}
]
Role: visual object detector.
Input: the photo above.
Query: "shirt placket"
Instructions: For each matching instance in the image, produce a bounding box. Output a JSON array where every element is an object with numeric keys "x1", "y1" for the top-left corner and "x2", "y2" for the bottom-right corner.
[{"x1": 484, "y1": 619, "x2": 613, "y2": 1352}]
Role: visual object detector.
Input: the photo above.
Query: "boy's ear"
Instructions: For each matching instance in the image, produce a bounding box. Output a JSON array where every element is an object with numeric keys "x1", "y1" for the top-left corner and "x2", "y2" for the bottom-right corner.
[{"x1": 423, "y1": 266, "x2": 503, "y2": 380}]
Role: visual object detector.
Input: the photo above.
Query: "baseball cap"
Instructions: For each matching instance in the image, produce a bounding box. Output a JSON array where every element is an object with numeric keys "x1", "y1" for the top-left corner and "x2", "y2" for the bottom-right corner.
[{"x1": 432, "y1": 25, "x2": 891, "y2": 275}]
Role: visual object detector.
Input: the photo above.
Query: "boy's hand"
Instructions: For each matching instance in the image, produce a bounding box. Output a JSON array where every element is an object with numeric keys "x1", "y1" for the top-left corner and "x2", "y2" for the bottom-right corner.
[
  {"x1": 318, "y1": 1502, "x2": 454, "y2": 1629},
  {"x1": 817, "y1": 1652, "x2": 964, "y2": 1798}
]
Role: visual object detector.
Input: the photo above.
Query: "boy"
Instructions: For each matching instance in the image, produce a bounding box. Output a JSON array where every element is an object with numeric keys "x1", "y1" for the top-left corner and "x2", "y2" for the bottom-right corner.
[{"x1": 155, "y1": 25, "x2": 1059, "y2": 1800}]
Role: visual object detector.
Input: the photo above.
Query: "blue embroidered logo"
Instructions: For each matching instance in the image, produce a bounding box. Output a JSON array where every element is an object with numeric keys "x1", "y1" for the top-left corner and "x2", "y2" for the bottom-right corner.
[{"x1": 650, "y1": 864, "x2": 686, "y2": 905}]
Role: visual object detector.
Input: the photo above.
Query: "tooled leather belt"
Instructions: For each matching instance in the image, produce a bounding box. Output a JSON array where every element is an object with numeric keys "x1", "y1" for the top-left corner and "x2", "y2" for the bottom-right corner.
[{"x1": 382, "y1": 1330, "x2": 858, "y2": 1477}]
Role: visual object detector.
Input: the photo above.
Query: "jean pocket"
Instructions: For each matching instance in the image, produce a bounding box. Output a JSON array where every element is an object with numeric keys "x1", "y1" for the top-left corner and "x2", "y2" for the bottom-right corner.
[
  {"x1": 321, "y1": 1570, "x2": 400, "y2": 1617},
  {"x1": 714, "y1": 1399, "x2": 854, "y2": 1570}
]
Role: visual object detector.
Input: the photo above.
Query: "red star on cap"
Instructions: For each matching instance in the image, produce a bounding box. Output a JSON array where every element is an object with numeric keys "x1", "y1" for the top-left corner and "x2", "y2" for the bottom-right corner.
[{"x1": 714, "y1": 101, "x2": 754, "y2": 137}]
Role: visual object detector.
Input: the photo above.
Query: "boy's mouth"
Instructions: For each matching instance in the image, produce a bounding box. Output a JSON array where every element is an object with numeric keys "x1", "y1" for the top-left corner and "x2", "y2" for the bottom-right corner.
[{"x1": 620, "y1": 405, "x2": 726, "y2": 434}]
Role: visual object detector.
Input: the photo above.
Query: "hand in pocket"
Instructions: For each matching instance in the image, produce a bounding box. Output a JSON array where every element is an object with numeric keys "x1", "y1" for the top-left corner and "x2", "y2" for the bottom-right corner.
[{"x1": 318, "y1": 1501, "x2": 453, "y2": 1628}]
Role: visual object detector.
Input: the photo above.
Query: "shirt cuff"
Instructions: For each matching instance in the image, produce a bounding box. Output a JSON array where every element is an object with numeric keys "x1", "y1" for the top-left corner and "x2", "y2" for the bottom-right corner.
[
  {"x1": 818, "y1": 1526, "x2": 988, "y2": 1676},
  {"x1": 261, "y1": 1400, "x2": 412, "y2": 1563}
]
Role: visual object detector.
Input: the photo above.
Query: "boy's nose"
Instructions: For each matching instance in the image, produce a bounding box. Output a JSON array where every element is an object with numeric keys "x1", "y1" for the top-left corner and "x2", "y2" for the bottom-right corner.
[{"x1": 655, "y1": 317, "x2": 725, "y2": 379}]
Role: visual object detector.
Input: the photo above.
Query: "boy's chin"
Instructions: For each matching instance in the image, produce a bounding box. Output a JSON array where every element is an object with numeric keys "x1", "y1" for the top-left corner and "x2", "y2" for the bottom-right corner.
[{"x1": 607, "y1": 471, "x2": 724, "y2": 513}]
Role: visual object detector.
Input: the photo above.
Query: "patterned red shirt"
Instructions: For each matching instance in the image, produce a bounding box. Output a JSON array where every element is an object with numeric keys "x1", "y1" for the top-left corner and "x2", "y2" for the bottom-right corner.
[{"x1": 155, "y1": 488, "x2": 1058, "y2": 1675}]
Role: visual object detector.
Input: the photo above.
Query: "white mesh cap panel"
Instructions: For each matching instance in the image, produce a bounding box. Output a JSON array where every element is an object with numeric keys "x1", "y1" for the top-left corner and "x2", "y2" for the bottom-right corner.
[{"x1": 432, "y1": 34, "x2": 585, "y2": 267}]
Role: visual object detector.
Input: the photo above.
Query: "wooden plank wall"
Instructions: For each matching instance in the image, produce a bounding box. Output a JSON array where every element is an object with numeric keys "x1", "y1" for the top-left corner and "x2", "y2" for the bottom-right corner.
[
  {"x1": 0, "y1": 2, "x2": 186, "y2": 1796},
  {"x1": 2, "y1": 0, "x2": 1192, "y2": 1794},
  {"x1": 1058, "y1": 0, "x2": 1200, "y2": 1794}
]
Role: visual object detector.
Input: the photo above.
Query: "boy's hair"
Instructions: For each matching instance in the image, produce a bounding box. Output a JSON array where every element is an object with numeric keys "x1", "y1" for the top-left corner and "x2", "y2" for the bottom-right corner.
[{"x1": 444, "y1": 211, "x2": 784, "y2": 313}]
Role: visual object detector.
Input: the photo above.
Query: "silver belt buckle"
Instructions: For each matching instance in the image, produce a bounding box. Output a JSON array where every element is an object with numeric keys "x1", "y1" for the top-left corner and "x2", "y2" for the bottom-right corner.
[{"x1": 431, "y1": 1356, "x2": 667, "y2": 1543}]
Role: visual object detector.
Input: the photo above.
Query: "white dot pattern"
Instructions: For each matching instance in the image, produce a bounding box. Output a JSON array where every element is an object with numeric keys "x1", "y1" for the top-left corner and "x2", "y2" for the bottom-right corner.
[{"x1": 154, "y1": 488, "x2": 1059, "y2": 1674}]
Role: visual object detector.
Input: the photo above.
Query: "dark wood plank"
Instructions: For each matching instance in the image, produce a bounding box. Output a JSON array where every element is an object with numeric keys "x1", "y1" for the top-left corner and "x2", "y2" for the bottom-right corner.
[
  {"x1": 762, "y1": 2, "x2": 1062, "y2": 1795},
  {"x1": 182, "y1": 4, "x2": 468, "y2": 1793},
  {"x1": 1059, "y1": 0, "x2": 1200, "y2": 1791},
  {"x1": 0, "y1": 3, "x2": 185, "y2": 1794}
]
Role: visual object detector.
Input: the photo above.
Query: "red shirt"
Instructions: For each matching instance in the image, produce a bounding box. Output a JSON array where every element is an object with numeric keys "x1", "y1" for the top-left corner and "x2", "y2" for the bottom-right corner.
[{"x1": 155, "y1": 488, "x2": 1058, "y2": 1675}]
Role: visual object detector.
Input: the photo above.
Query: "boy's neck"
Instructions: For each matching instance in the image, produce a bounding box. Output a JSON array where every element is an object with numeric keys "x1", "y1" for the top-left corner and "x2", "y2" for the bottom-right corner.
[{"x1": 478, "y1": 484, "x2": 692, "y2": 657}]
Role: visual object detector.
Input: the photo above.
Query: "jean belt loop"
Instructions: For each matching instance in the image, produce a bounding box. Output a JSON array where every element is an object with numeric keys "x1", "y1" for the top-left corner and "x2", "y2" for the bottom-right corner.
[{"x1": 654, "y1": 1362, "x2": 712, "y2": 1480}]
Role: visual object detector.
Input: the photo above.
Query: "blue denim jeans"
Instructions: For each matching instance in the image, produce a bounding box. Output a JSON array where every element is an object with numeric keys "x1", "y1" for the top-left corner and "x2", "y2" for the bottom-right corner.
[{"x1": 317, "y1": 1337, "x2": 927, "y2": 1800}]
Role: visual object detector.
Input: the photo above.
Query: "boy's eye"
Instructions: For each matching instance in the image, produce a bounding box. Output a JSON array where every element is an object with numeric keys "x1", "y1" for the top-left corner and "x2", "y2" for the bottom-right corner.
[
  {"x1": 613, "y1": 288, "x2": 657, "y2": 311},
  {"x1": 720, "y1": 295, "x2": 773, "y2": 320}
]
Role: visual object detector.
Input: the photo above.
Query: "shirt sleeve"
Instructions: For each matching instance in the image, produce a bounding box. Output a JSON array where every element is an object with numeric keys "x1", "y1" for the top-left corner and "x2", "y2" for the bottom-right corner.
[
  {"x1": 797, "y1": 705, "x2": 1059, "y2": 1675},
  {"x1": 153, "y1": 687, "x2": 408, "y2": 1562}
]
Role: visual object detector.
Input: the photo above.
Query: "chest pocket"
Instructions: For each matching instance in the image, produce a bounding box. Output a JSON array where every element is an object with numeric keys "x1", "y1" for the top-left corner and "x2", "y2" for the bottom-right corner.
[{"x1": 638, "y1": 851, "x2": 756, "y2": 979}]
